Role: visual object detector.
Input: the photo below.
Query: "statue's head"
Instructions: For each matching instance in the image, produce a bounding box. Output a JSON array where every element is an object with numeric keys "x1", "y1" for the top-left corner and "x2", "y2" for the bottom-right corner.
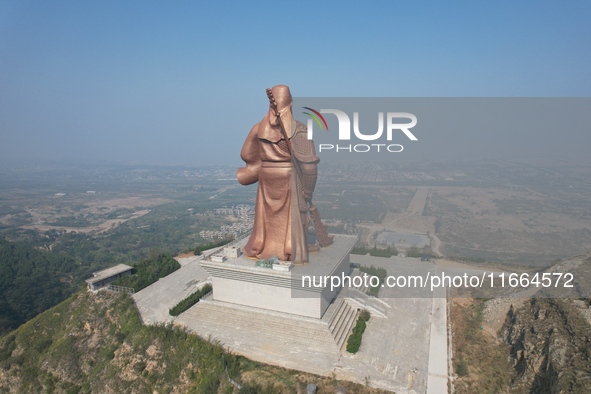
[
  {"x1": 259, "y1": 85, "x2": 295, "y2": 140},
  {"x1": 271, "y1": 85, "x2": 292, "y2": 115}
]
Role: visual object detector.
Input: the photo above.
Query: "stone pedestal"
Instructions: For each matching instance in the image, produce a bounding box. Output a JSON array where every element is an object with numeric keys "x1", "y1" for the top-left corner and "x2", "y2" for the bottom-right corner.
[{"x1": 199, "y1": 234, "x2": 358, "y2": 319}]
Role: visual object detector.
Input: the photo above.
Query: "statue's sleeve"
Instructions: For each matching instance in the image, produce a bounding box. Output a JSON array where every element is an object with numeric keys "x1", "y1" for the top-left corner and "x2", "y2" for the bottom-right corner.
[{"x1": 237, "y1": 124, "x2": 261, "y2": 185}]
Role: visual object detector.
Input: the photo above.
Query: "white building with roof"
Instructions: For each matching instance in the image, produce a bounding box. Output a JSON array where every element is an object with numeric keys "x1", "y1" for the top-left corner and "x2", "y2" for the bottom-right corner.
[{"x1": 85, "y1": 264, "x2": 133, "y2": 291}]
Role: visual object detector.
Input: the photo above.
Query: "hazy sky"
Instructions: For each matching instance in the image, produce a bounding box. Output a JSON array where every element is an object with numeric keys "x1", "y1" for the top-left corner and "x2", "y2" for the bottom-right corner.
[{"x1": 1, "y1": 1, "x2": 590, "y2": 166}]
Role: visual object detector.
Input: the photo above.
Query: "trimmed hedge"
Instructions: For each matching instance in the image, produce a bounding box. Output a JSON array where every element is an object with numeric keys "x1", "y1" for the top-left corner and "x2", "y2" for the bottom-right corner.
[
  {"x1": 359, "y1": 265, "x2": 387, "y2": 297},
  {"x1": 351, "y1": 245, "x2": 399, "y2": 257},
  {"x1": 346, "y1": 309, "x2": 371, "y2": 353},
  {"x1": 169, "y1": 283, "x2": 213, "y2": 316}
]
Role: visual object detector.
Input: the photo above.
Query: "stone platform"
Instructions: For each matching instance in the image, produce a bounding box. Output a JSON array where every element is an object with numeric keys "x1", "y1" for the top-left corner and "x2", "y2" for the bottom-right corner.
[
  {"x1": 136, "y1": 244, "x2": 446, "y2": 393},
  {"x1": 173, "y1": 254, "x2": 437, "y2": 393},
  {"x1": 199, "y1": 234, "x2": 358, "y2": 319}
]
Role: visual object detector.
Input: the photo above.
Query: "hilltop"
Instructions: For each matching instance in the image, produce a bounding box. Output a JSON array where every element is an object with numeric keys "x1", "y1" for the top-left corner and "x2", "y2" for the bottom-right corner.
[{"x1": 0, "y1": 290, "x2": 387, "y2": 393}]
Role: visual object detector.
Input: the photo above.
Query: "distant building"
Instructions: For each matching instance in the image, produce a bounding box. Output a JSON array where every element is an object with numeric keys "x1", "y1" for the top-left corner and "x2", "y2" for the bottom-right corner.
[{"x1": 86, "y1": 264, "x2": 133, "y2": 291}]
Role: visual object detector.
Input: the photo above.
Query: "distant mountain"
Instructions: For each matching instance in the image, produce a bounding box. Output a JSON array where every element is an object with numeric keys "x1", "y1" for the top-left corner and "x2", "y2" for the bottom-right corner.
[{"x1": 0, "y1": 239, "x2": 79, "y2": 335}]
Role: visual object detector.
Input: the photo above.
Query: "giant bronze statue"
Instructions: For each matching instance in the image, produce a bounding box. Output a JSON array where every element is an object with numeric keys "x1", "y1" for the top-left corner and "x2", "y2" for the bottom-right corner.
[{"x1": 237, "y1": 85, "x2": 333, "y2": 264}]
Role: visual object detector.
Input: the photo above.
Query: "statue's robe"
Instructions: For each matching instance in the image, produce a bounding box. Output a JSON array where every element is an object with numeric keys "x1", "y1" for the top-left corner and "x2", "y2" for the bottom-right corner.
[{"x1": 237, "y1": 118, "x2": 318, "y2": 264}]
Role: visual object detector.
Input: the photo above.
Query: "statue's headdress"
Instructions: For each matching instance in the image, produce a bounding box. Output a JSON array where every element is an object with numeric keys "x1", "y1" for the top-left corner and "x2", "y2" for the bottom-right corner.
[{"x1": 258, "y1": 84, "x2": 294, "y2": 142}]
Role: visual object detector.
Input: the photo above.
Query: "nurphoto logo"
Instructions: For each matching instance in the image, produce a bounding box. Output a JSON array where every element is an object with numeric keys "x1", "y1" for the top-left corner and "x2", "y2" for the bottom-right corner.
[{"x1": 302, "y1": 107, "x2": 418, "y2": 153}]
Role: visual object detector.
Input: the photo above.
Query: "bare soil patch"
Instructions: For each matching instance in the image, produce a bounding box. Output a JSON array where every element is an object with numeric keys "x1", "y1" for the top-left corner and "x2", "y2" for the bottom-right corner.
[{"x1": 22, "y1": 209, "x2": 152, "y2": 234}]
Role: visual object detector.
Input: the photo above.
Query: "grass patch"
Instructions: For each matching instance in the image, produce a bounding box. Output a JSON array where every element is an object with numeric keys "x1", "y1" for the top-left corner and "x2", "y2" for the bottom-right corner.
[{"x1": 450, "y1": 299, "x2": 513, "y2": 394}]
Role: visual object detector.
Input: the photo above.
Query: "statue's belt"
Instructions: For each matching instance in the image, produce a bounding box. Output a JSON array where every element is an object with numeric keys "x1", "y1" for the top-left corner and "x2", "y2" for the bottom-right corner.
[{"x1": 261, "y1": 162, "x2": 294, "y2": 168}]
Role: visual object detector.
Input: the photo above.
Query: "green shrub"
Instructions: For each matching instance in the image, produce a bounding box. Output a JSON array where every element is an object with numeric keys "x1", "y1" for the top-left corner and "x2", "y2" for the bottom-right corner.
[
  {"x1": 369, "y1": 245, "x2": 398, "y2": 258},
  {"x1": 352, "y1": 245, "x2": 398, "y2": 257},
  {"x1": 351, "y1": 246, "x2": 369, "y2": 255},
  {"x1": 406, "y1": 246, "x2": 422, "y2": 258},
  {"x1": 455, "y1": 358, "x2": 469, "y2": 377},
  {"x1": 169, "y1": 283, "x2": 213, "y2": 316},
  {"x1": 346, "y1": 316, "x2": 367, "y2": 353},
  {"x1": 112, "y1": 253, "x2": 180, "y2": 292},
  {"x1": 359, "y1": 309, "x2": 371, "y2": 322}
]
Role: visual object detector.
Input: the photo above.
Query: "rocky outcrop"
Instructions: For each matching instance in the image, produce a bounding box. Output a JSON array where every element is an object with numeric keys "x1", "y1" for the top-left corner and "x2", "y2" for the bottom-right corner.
[{"x1": 502, "y1": 298, "x2": 591, "y2": 393}]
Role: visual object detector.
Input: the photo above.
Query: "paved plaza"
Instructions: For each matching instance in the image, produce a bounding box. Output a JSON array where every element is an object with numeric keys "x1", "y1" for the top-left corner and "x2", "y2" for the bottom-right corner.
[
  {"x1": 133, "y1": 255, "x2": 210, "y2": 325},
  {"x1": 133, "y1": 252, "x2": 449, "y2": 393}
]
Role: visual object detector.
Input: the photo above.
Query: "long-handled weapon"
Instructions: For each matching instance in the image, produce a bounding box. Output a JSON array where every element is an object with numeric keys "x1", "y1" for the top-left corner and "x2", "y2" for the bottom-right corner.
[{"x1": 266, "y1": 88, "x2": 333, "y2": 248}]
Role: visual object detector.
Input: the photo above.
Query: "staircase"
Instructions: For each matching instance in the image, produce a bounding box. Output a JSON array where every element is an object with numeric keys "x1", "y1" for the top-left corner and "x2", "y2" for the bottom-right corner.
[
  {"x1": 176, "y1": 300, "x2": 340, "y2": 356},
  {"x1": 343, "y1": 288, "x2": 388, "y2": 318},
  {"x1": 325, "y1": 298, "x2": 358, "y2": 350},
  {"x1": 345, "y1": 268, "x2": 389, "y2": 318}
]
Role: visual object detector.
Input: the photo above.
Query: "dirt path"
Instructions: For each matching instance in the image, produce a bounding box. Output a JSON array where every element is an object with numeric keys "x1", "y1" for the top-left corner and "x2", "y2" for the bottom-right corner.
[
  {"x1": 431, "y1": 233, "x2": 443, "y2": 256},
  {"x1": 22, "y1": 209, "x2": 151, "y2": 234},
  {"x1": 407, "y1": 187, "x2": 430, "y2": 215},
  {"x1": 357, "y1": 187, "x2": 438, "y2": 251}
]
